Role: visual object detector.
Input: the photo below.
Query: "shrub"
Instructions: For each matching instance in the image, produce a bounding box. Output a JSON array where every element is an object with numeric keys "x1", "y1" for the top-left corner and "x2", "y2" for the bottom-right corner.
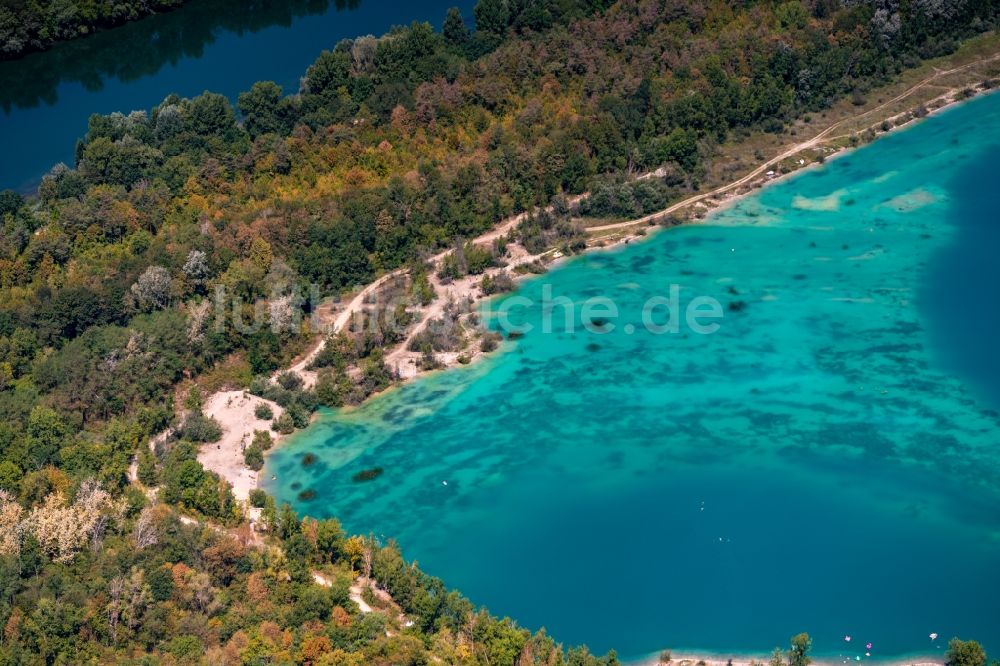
[
  {"x1": 480, "y1": 331, "x2": 502, "y2": 353},
  {"x1": 418, "y1": 347, "x2": 442, "y2": 371},
  {"x1": 168, "y1": 636, "x2": 204, "y2": 661},
  {"x1": 276, "y1": 371, "x2": 303, "y2": 391},
  {"x1": 178, "y1": 413, "x2": 223, "y2": 443},
  {"x1": 252, "y1": 430, "x2": 273, "y2": 451},
  {"x1": 272, "y1": 413, "x2": 295, "y2": 435},
  {"x1": 287, "y1": 403, "x2": 311, "y2": 429},
  {"x1": 244, "y1": 443, "x2": 264, "y2": 471},
  {"x1": 248, "y1": 488, "x2": 268, "y2": 508},
  {"x1": 254, "y1": 402, "x2": 274, "y2": 420},
  {"x1": 481, "y1": 271, "x2": 516, "y2": 295},
  {"x1": 315, "y1": 367, "x2": 347, "y2": 408}
]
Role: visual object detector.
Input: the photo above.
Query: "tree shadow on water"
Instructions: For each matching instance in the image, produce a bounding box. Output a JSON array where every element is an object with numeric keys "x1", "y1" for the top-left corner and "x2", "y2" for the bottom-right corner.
[{"x1": 0, "y1": 0, "x2": 360, "y2": 112}]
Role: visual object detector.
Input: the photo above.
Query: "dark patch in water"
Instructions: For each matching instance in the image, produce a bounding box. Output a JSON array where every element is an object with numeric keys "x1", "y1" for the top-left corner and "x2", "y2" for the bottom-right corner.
[
  {"x1": 630, "y1": 254, "x2": 655, "y2": 272},
  {"x1": 290, "y1": 482, "x2": 302, "y2": 491},
  {"x1": 298, "y1": 489, "x2": 317, "y2": 501},
  {"x1": 302, "y1": 453, "x2": 317, "y2": 467},
  {"x1": 728, "y1": 300, "x2": 747, "y2": 312},
  {"x1": 353, "y1": 467, "x2": 384, "y2": 482},
  {"x1": 586, "y1": 343, "x2": 600, "y2": 352},
  {"x1": 792, "y1": 274, "x2": 807, "y2": 280}
]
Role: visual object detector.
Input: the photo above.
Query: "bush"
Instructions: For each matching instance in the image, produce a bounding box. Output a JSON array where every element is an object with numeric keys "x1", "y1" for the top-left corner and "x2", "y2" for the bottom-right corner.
[
  {"x1": 272, "y1": 413, "x2": 295, "y2": 435},
  {"x1": 244, "y1": 443, "x2": 264, "y2": 471},
  {"x1": 287, "y1": 403, "x2": 311, "y2": 429},
  {"x1": 178, "y1": 413, "x2": 223, "y2": 443},
  {"x1": 252, "y1": 429, "x2": 273, "y2": 451},
  {"x1": 168, "y1": 635, "x2": 204, "y2": 661},
  {"x1": 315, "y1": 367, "x2": 347, "y2": 408},
  {"x1": 481, "y1": 271, "x2": 516, "y2": 295},
  {"x1": 254, "y1": 402, "x2": 274, "y2": 420},
  {"x1": 248, "y1": 488, "x2": 268, "y2": 508},
  {"x1": 480, "y1": 331, "x2": 502, "y2": 353},
  {"x1": 276, "y1": 371, "x2": 303, "y2": 391}
]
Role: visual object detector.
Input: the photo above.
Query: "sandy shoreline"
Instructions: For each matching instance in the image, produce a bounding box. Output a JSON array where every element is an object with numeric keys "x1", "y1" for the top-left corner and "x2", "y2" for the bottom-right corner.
[
  {"x1": 197, "y1": 390, "x2": 286, "y2": 500},
  {"x1": 625, "y1": 652, "x2": 945, "y2": 666},
  {"x1": 192, "y1": 72, "x2": 998, "y2": 505}
]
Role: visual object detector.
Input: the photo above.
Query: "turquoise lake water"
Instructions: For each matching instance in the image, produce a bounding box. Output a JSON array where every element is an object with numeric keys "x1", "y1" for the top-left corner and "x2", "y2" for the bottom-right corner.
[
  {"x1": 265, "y1": 93, "x2": 1000, "y2": 660},
  {"x1": 0, "y1": 0, "x2": 473, "y2": 192}
]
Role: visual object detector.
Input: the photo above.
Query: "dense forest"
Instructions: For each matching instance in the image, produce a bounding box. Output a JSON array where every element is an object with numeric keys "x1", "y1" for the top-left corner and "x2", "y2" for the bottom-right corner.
[
  {"x1": 0, "y1": 0, "x2": 193, "y2": 59},
  {"x1": 0, "y1": 0, "x2": 998, "y2": 662}
]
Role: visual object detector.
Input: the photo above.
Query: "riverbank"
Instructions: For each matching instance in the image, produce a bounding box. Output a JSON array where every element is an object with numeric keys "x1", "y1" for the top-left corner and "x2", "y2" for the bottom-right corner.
[
  {"x1": 195, "y1": 60, "x2": 1000, "y2": 504},
  {"x1": 627, "y1": 652, "x2": 945, "y2": 666}
]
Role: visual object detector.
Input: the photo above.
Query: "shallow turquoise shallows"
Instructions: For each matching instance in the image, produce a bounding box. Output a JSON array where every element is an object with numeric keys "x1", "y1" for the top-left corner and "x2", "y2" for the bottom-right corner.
[{"x1": 266, "y1": 93, "x2": 1000, "y2": 661}]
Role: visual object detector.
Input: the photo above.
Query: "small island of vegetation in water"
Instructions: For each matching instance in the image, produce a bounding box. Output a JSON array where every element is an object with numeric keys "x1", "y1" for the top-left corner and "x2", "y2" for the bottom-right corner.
[{"x1": 352, "y1": 467, "x2": 385, "y2": 482}]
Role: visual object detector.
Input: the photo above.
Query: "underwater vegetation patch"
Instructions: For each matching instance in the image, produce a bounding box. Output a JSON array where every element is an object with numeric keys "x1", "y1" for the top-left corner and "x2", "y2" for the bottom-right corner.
[
  {"x1": 298, "y1": 489, "x2": 317, "y2": 501},
  {"x1": 302, "y1": 453, "x2": 317, "y2": 467},
  {"x1": 353, "y1": 467, "x2": 384, "y2": 482}
]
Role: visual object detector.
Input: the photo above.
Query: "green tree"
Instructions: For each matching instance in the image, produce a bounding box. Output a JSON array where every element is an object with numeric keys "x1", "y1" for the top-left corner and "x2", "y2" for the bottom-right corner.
[
  {"x1": 303, "y1": 49, "x2": 351, "y2": 97},
  {"x1": 184, "y1": 91, "x2": 237, "y2": 137},
  {"x1": 316, "y1": 518, "x2": 345, "y2": 562},
  {"x1": 474, "y1": 0, "x2": 510, "y2": 35},
  {"x1": 788, "y1": 633, "x2": 812, "y2": 666},
  {"x1": 315, "y1": 367, "x2": 348, "y2": 408},
  {"x1": 137, "y1": 448, "x2": 158, "y2": 486},
  {"x1": 0, "y1": 460, "x2": 21, "y2": 492},
  {"x1": 237, "y1": 81, "x2": 286, "y2": 137},
  {"x1": 946, "y1": 639, "x2": 987, "y2": 666},
  {"x1": 0, "y1": 189, "x2": 23, "y2": 216},
  {"x1": 443, "y1": 7, "x2": 469, "y2": 46},
  {"x1": 243, "y1": 443, "x2": 264, "y2": 471},
  {"x1": 27, "y1": 406, "x2": 67, "y2": 469}
]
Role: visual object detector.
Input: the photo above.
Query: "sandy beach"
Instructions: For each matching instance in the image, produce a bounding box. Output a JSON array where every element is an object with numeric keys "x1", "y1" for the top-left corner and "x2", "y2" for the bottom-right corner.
[
  {"x1": 197, "y1": 390, "x2": 285, "y2": 501},
  {"x1": 627, "y1": 653, "x2": 945, "y2": 666}
]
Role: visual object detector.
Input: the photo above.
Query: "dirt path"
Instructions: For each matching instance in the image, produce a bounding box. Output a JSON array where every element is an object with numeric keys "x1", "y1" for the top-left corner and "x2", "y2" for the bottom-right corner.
[
  {"x1": 590, "y1": 53, "x2": 1000, "y2": 234},
  {"x1": 347, "y1": 578, "x2": 375, "y2": 614}
]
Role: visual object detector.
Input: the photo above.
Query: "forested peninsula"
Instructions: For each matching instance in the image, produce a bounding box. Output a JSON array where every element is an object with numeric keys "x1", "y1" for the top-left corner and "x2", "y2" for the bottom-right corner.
[{"x1": 0, "y1": 0, "x2": 194, "y2": 60}]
